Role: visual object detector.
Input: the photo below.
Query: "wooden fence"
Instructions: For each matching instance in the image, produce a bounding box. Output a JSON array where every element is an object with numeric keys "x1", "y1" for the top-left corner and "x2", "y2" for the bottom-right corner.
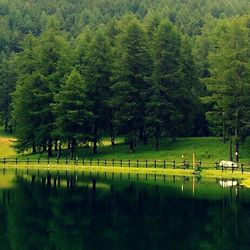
[{"x1": 0, "y1": 157, "x2": 249, "y2": 173}]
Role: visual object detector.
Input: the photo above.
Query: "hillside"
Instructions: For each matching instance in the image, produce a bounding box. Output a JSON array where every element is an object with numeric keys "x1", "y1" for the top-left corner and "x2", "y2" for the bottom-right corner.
[{"x1": 1, "y1": 132, "x2": 250, "y2": 165}]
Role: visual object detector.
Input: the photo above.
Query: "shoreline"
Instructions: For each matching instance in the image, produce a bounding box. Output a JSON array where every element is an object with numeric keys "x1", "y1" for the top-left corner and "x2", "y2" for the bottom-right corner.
[{"x1": 1, "y1": 165, "x2": 250, "y2": 179}]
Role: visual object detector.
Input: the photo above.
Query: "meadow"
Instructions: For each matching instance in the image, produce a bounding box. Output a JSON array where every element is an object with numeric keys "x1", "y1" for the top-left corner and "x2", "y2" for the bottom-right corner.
[{"x1": 1, "y1": 129, "x2": 250, "y2": 165}]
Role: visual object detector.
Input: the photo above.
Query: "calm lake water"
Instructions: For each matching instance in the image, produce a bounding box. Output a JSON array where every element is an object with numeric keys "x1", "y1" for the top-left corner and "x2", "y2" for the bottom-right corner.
[{"x1": 0, "y1": 169, "x2": 250, "y2": 250}]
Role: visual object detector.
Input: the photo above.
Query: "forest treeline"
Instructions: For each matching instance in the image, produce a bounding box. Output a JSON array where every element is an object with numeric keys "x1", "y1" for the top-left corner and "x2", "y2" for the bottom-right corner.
[{"x1": 0, "y1": 0, "x2": 250, "y2": 160}]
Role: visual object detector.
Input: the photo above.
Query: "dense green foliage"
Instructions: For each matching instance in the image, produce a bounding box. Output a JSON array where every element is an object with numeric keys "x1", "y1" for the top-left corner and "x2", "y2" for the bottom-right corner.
[{"x1": 0, "y1": 0, "x2": 250, "y2": 160}]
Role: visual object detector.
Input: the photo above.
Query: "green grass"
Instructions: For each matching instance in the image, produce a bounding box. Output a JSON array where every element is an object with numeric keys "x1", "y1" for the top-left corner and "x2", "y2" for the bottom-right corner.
[
  {"x1": 242, "y1": 178, "x2": 250, "y2": 188},
  {"x1": 1, "y1": 131, "x2": 250, "y2": 165},
  {"x1": 1, "y1": 165, "x2": 250, "y2": 180},
  {"x1": 0, "y1": 132, "x2": 16, "y2": 158}
]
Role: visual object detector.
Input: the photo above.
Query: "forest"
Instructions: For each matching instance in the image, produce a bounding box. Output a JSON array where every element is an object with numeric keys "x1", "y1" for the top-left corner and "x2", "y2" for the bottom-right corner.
[{"x1": 0, "y1": 0, "x2": 250, "y2": 160}]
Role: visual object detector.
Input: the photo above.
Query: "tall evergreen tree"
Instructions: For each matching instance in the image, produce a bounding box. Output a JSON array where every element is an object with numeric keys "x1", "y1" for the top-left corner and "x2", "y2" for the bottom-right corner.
[
  {"x1": 83, "y1": 27, "x2": 112, "y2": 154},
  {"x1": 112, "y1": 15, "x2": 151, "y2": 152},
  {"x1": 12, "y1": 34, "x2": 39, "y2": 153},
  {"x1": 12, "y1": 23, "x2": 71, "y2": 156},
  {"x1": 30, "y1": 20, "x2": 72, "y2": 156},
  {"x1": 204, "y1": 16, "x2": 250, "y2": 162},
  {"x1": 146, "y1": 20, "x2": 183, "y2": 150},
  {"x1": 53, "y1": 69, "x2": 92, "y2": 158},
  {"x1": 0, "y1": 55, "x2": 16, "y2": 132}
]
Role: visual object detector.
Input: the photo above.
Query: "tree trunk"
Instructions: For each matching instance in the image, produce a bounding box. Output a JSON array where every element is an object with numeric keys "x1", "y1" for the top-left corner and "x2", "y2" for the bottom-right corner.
[
  {"x1": 93, "y1": 119, "x2": 98, "y2": 154},
  {"x1": 129, "y1": 139, "x2": 134, "y2": 153},
  {"x1": 9, "y1": 124, "x2": 13, "y2": 133},
  {"x1": 110, "y1": 121, "x2": 115, "y2": 148},
  {"x1": 42, "y1": 143, "x2": 46, "y2": 153},
  {"x1": 57, "y1": 140, "x2": 61, "y2": 159},
  {"x1": 235, "y1": 138, "x2": 239, "y2": 162},
  {"x1": 155, "y1": 128, "x2": 160, "y2": 151},
  {"x1": 32, "y1": 142, "x2": 36, "y2": 154},
  {"x1": 229, "y1": 135, "x2": 233, "y2": 161},
  {"x1": 54, "y1": 139, "x2": 58, "y2": 153},
  {"x1": 222, "y1": 111, "x2": 226, "y2": 143},
  {"x1": 143, "y1": 130, "x2": 148, "y2": 145},
  {"x1": 47, "y1": 138, "x2": 52, "y2": 158},
  {"x1": 70, "y1": 138, "x2": 76, "y2": 159},
  {"x1": 4, "y1": 118, "x2": 8, "y2": 132},
  {"x1": 139, "y1": 129, "x2": 144, "y2": 141},
  {"x1": 155, "y1": 137, "x2": 159, "y2": 151},
  {"x1": 111, "y1": 136, "x2": 115, "y2": 148},
  {"x1": 235, "y1": 108, "x2": 239, "y2": 162}
]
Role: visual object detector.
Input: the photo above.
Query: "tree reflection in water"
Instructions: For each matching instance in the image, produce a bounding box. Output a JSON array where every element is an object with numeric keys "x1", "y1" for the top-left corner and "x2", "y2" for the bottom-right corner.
[{"x1": 0, "y1": 173, "x2": 250, "y2": 250}]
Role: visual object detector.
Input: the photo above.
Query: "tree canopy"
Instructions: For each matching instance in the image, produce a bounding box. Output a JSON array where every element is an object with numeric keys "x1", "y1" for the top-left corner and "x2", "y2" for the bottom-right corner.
[{"x1": 0, "y1": 0, "x2": 250, "y2": 160}]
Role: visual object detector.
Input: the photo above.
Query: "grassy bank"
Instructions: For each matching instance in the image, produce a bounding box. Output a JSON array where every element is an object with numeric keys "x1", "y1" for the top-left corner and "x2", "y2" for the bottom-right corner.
[
  {"x1": 1, "y1": 131, "x2": 250, "y2": 165},
  {"x1": 1, "y1": 165, "x2": 250, "y2": 180}
]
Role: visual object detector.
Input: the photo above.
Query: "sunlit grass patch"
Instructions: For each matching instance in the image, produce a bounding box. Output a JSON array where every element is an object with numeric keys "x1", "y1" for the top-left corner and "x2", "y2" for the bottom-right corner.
[
  {"x1": 0, "y1": 136, "x2": 16, "y2": 157},
  {"x1": 242, "y1": 178, "x2": 250, "y2": 188},
  {"x1": 0, "y1": 174, "x2": 15, "y2": 189}
]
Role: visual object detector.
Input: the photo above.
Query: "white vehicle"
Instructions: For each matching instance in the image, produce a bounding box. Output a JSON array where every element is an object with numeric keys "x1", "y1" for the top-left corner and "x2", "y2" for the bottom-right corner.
[{"x1": 219, "y1": 160, "x2": 238, "y2": 169}]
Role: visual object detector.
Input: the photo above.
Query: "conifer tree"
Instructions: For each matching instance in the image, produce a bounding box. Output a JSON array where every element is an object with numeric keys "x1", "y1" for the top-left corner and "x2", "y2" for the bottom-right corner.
[
  {"x1": 53, "y1": 69, "x2": 92, "y2": 158},
  {"x1": 146, "y1": 20, "x2": 183, "y2": 149},
  {"x1": 83, "y1": 27, "x2": 112, "y2": 154},
  {"x1": 204, "y1": 16, "x2": 250, "y2": 161},
  {"x1": 112, "y1": 15, "x2": 151, "y2": 152}
]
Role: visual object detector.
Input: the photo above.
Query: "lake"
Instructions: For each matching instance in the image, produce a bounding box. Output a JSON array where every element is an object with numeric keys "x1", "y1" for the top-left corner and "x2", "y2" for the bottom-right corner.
[{"x1": 0, "y1": 169, "x2": 250, "y2": 250}]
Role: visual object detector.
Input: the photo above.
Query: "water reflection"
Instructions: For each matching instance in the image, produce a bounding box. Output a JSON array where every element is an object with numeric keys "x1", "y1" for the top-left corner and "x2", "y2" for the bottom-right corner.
[{"x1": 0, "y1": 171, "x2": 249, "y2": 250}]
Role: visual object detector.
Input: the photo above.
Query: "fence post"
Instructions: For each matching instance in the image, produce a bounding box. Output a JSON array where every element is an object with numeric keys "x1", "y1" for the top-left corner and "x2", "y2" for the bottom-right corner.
[
  {"x1": 90, "y1": 159, "x2": 92, "y2": 166},
  {"x1": 215, "y1": 162, "x2": 219, "y2": 170},
  {"x1": 232, "y1": 163, "x2": 234, "y2": 173},
  {"x1": 16, "y1": 158, "x2": 18, "y2": 164},
  {"x1": 241, "y1": 163, "x2": 244, "y2": 174},
  {"x1": 27, "y1": 158, "x2": 29, "y2": 164},
  {"x1": 112, "y1": 159, "x2": 114, "y2": 166},
  {"x1": 47, "y1": 157, "x2": 50, "y2": 165},
  {"x1": 128, "y1": 159, "x2": 130, "y2": 167},
  {"x1": 163, "y1": 160, "x2": 166, "y2": 168},
  {"x1": 120, "y1": 159, "x2": 122, "y2": 167},
  {"x1": 137, "y1": 160, "x2": 139, "y2": 168},
  {"x1": 154, "y1": 160, "x2": 157, "y2": 168},
  {"x1": 104, "y1": 159, "x2": 107, "y2": 166},
  {"x1": 97, "y1": 159, "x2": 100, "y2": 166},
  {"x1": 82, "y1": 159, "x2": 84, "y2": 165},
  {"x1": 173, "y1": 160, "x2": 175, "y2": 169},
  {"x1": 3, "y1": 158, "x2": 6, "y2": 165},
  {"x1": 38, "y1": 158, "x2": 40, "y2": 164},
  {"x1": 145, "y1": 160, "x2": 148, "y2": 168},
  {"x1": 66, "y1": 158, "x2": 68, "y2": 165}
]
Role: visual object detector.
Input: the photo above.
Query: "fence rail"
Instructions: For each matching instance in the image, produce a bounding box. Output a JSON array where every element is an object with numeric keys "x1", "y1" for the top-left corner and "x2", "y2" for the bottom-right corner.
[{"x1": 0, "y1": 157, "x2": 249, "y2": 173}]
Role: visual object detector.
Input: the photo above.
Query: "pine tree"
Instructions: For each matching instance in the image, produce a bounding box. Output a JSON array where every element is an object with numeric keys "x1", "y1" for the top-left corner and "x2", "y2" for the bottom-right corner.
[
  {"x1": 30, "y1": 20, "x2": 72, "y2": 156},
  {"x1": 0, "y1": 55, "x2": 16, "y2": 132},
  {"x1": 53, "y1": 69, "x2": 92, "y2": 158},
  {"x1": 12, "y1": 23, "x2": 71, "y2": 156},
  {"x1": 12, "y1": 34, "x2": 39, "y2": 153},
  {"x1": 112, "y1": 15, "x2": 151, "y2": 152},
  {"x1": 204, "y1": 16, "x2": 250, "y2": 162},
  {"x1": 146, "y1": 20, "x2": 183, "y2": 149},
  {"x1": 83, "y1": 27, "x2": 112, "y2": 154}
]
